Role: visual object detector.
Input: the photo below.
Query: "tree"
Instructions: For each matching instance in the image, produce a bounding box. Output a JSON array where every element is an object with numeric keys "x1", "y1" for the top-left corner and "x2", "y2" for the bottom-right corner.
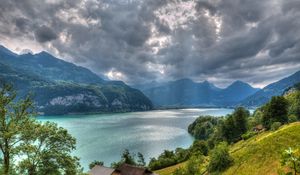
[
  {"x1": 221, "y1": 115, "x2": 237, "y2": 143},
  {"x1": 220, "y1": 107, "x2": 249, "y2": 143},
  {"x1": 0, "y1": 84, "x2": 82, "y2": 175},
  {"x1": 18, "y1": 122, "x2": 81, "y2": 175},
  {"x1": 0, "y1": 84, "x2": 34, "y2": 175},
  {"x1": 137, "y1": 152, "x2": 146, "y2": 167},
  {"x1": 111, "y1": 149, "x2": 137, "y2": 168},
  {"x1": 287, "y1": 90, "x2": 300, "y2": 120},
  {"x1": 262, "y1": 96, "x2": 288, "y2": 129},
  {"x1": 89, "y1": 161, "x2": 104, "y2": 169},
  {"x1": 188, "y1": 116, "x2": 218, "y2": 140},
  {"x1": 208, "y1": 142, "x2": 233, "y2": 173},
  {"x1": 122, "y1": 149, "x2": 136, "y2": 165},
  {"x1": 232, "y1": 107, "x2": 249, "y2": 135}
]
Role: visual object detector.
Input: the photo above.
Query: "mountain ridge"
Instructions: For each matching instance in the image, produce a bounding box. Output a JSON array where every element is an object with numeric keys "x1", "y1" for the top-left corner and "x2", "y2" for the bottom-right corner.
[
  {"x1": 241, "y1": 70, "x2": 300, "y2": 107},
  {"x1": 0, "y1": 45, "x2": 153, "y2": 115},
  {"x1": 138, "y1": 78, "x2": 260, "y2": 107}
]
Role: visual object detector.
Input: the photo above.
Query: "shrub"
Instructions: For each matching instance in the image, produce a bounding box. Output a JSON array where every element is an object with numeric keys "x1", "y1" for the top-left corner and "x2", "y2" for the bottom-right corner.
[
  {"x1": 271, "y1": 122, "x2": 282, "y2": 131},
  {"x1": 190, "y1": 140, "x2": 209, "y2": 156},
  {"x1": 149, "y1": 149, "x2": 190, "y2": 170},
  {"x1": 172, "y1": 156, "x2": 204, "y2": 175},
  {"x1": 288, "y1": 114, "x2": 298, "y2": 123},
  {"x1": 241, "y1": 131, "x2": 257, "y2": 140},
  {"x1": 208, "y1": 142, "x2": 233, "y2": 173}
]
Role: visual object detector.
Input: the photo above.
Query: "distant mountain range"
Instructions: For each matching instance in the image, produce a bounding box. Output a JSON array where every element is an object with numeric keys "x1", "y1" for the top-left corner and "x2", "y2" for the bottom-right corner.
[
  {"x1": 241, "y1": 70, "x2": 300, "y2": 107},
  {"x1": 136, "y1": 78, "x2": 260, "y2": 107},
  {"x1": 135, "y1": 70, "x2": 300, "y2": 108},
  {"x1": 0, "y1": 45, "x2": 153, "y2": 115}
]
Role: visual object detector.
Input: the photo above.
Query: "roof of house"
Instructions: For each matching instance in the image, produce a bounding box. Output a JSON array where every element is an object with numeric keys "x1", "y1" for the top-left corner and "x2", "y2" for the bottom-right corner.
[
  {"x1": 89, "y1": 165, "x2": 115, "y2": 175},
  {"x1": 114, "y1": 164, "x2": 157, "y2": 175}
]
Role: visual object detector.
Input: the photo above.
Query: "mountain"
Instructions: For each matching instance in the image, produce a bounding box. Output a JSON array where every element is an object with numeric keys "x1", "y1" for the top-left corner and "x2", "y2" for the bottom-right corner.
[
  {"x1": 0, "y1": 48, "x2": 104, "y2": 84},
  {"x1": 242, "y1": 70, "x2": 300, "y2": 107},
  {"x1": 142, "y1": 79, "x2": 218, "y2": 106},
  {"x1": 216, "y1": 80, "x2": 260, "y2": 105},
  {"x1": 0, "y1": 46, "x2": 153, "y2": 115},
  {"x1": 140, "y1": 78, "x2": 259, "y2": 107}
]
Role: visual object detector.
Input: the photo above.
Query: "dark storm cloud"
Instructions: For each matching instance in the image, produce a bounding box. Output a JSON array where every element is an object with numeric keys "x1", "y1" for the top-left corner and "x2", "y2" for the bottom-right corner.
[
  {"x1": 34, "y1": 25, "x2": 58, "y2": 43},
  {"x1": 0, "y1": 0, "x2": 300, "y2": 87}
]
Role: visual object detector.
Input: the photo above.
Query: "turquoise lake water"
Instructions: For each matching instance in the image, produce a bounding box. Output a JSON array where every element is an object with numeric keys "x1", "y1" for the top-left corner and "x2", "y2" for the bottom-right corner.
[{"x1": 38, "y1": 108, "x2": 233, "y2": 170}]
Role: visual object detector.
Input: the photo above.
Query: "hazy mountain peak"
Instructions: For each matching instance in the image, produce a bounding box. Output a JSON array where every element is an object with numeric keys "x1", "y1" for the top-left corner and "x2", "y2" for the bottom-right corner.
[
  {"x1": 202, "y1": 80, "x2": 210, "y2": 84},
  {"x1": 227, "y1": 80, "x2": 252, "y2": 89},
  {"x1": 36, "y1": 51, "x2": 51, "y2": 56}
]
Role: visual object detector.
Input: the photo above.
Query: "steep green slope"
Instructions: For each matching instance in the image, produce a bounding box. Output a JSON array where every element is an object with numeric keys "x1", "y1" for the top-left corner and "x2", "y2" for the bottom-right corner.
[
  {"x1": 224, "y1": 122, "x2": 300, "y2": 175},
  {"x1": 155, "y1": 123, "x2": 300, "y2": 175},
  {"x1": 154, "y1": 162, "x2": 187, "y2": 175}
]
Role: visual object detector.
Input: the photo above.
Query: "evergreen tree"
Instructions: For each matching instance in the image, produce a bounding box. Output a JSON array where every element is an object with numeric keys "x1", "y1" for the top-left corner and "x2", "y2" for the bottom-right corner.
[
  {"x1": 221, "y1": 107, "x2": 249, "y2": 143},
  {"x1": 137, "y1": 152, "x2": 146, "y2": 167},
  {"x1": 262, "y1": 96, "x2": 288, "y2": 129},
  {"x1": 232, "y1": 107, "x2": 249, "y2": 135}
]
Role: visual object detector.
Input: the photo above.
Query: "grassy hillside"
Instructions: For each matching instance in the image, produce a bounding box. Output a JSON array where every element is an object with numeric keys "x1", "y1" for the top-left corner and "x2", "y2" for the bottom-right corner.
[
  {"x1": 154, "y1": 162, "x2": 187, "y2": 175},
  {"x1": 224, "y1": 122, "x2": 300, "y2": 175},
  {"x1": 156, "y1": 122, "x2": 300, "y2": 175}
]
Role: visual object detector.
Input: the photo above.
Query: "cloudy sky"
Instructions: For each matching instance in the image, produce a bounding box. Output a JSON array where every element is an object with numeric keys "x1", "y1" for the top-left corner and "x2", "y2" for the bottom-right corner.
[{"x1": 1, "y1": 0, "x2": 300, "y2": 88}]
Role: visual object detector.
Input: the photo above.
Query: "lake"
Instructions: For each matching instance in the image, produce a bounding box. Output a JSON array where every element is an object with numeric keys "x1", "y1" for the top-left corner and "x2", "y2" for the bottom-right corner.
[{"x1": 38, "y1": 108, "x2": 233, "y2": 170}]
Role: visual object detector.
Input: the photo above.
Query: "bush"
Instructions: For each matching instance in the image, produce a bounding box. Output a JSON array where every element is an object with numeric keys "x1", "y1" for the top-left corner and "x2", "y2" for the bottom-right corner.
[
  {"x1": 172, "y1": 156, "x2": 204, "y2": 175},
  {"x1": 271, "y1": 122, "x2": 282, "y2": 131},
  {"x1": 190, "y1": 140, "x2": 209, "y2": 156},
  {"x1": 241, "y1": 131, "x2": 257, "y2": 140},
  {"x1": 208, "y1": 142, "x2": 233, "y2": 173},
  {"x1": 288, "y1": 114, "x2": 298, "y2": 123},
  {"x1": 148, "y1": 149, "x2": 190, "y2": 170}
]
